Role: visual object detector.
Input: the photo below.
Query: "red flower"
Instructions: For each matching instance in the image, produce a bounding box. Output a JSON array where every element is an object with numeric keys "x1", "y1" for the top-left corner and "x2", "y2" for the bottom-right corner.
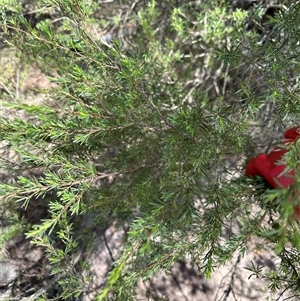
[{"x1": 245, "y1": 127, "x2": 300, "y2": 217}]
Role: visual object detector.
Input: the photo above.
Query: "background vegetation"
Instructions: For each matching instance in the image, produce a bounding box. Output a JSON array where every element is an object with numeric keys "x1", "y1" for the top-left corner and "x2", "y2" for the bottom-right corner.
[{"x1": 0, "y1": 0, "x2": 300, "y2": 300}]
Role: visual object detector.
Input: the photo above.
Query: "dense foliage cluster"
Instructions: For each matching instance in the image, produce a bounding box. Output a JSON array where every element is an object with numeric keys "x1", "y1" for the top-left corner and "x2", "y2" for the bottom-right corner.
[{"x1": 1, "y1": 0, "x2": 300, "y2": 300}]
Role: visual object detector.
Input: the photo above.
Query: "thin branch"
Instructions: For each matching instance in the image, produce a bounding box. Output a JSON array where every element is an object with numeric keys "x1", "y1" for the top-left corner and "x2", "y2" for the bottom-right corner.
[
  {"x1": 0, "y1": 80, "x2": 14, "y2": 98},
  {"x1": 103, "y1": 225, "x2": 115, "y2": 263},
  {"x1": 215, "y1": 254, "x2": 241, "y2": 301}
]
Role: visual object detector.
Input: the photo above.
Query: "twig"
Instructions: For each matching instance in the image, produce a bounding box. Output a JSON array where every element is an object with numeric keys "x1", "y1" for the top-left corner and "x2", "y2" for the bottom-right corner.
[
  {"x1": 215, "y1": 254, "x2": 241, "y2": 301},
  {"x1": 17, "y1": 251, "x2": 82, "y2": 301},
  {"x1": 103, "y1": 226, "x2": 115, "y2": 263},
  {"x1": 17, "y1": 274, "x2": 61, "y2": 301},
  {"x1": 0, "y1": 80, "x2": 14, "y2": 99}
]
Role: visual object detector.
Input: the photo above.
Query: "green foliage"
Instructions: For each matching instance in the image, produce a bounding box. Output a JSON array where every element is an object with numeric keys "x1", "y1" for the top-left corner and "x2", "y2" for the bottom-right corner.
[{"x1": 1, "y1": 0, "x2": 300, "y2": 300}]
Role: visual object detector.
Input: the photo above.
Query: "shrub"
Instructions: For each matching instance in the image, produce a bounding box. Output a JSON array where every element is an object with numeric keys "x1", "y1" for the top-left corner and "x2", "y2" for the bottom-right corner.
[{"x1": 1, "y1": 0, "x2": 300, "y2": 300}]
